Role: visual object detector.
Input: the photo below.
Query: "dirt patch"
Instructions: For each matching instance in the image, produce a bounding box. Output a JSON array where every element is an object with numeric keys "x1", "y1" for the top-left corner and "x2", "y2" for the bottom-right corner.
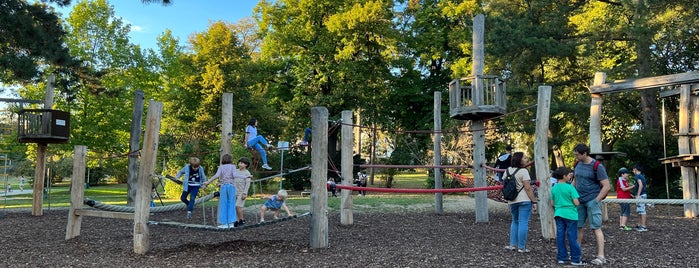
[{"x1": 0, "y1": 197, "x2": 696, "y2": 267}]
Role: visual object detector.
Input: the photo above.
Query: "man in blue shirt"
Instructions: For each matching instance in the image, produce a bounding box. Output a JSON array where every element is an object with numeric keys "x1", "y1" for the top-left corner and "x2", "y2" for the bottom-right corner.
[{"x1": 573, "y1": 144, "x2": 610, "y2": 266}]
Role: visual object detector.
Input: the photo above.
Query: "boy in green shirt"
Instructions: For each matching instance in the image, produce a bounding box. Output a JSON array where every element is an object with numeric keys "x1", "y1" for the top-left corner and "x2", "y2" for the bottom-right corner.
[{"x1": 550, "y1": 167, "x2": 584, "y2": 266}]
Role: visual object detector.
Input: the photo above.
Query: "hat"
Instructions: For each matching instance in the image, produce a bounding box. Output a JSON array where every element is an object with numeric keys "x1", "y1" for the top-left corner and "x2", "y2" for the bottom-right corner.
[
  {"x1": 618, "y1": 167, "x2": 629, "y2": 175},
  {"x1": 505, "y1": 145, "x2": 513, "y2": 151}
]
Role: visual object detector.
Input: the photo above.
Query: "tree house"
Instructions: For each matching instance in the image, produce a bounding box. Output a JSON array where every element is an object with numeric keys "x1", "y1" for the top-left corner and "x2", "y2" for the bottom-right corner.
[
  {"x1": 448, "y1": 75, "x2": 507, "y2": 120},
  {"x1": 17, "y1": 109, "x2": 70, "y2": 144}
]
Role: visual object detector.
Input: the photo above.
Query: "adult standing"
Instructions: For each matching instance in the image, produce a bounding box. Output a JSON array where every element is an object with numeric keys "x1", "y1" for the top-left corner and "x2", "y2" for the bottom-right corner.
[
  {"x1": 504, "y1": 152, "x2": 537, "y2": 253},
  {"x1": 175, "y1": 157, "x2": 207, "y2": 219},
  {"x1": 494, "y1": 145, "x2": 513, "y2": 182},
  {"x1": 245, "y1": 118, "x2": 273, "y2": 170},
  {"x1": 572, "y1": 144, "x2": 610, "y2": 265},
  {"x1": 632, "y1": 164, "x2": 648, "y2": 232}
]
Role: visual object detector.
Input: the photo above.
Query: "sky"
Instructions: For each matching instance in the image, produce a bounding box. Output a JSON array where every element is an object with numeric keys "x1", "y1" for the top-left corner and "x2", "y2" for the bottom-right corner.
[{"x1": 56, "y1": 0, "x2": 261, "y2": 51}]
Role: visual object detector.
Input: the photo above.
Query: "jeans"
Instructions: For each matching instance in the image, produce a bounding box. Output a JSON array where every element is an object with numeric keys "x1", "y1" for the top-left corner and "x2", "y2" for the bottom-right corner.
[
  {"x1": 303, "y1": 127, "x2": 312, "y2": 142},
  {"x1": 555, "y1": 216, "x2": 581, "y2": 262},
  {"x1": 218, "y1": 184, "x2": 237, "y2": 225},
  {"x1": 180, "y1": 185, "x2": 201, "y2": 212},
  {"x1": 509, "y1": 201, "x2": 532, "y2": 249},
  {"x1": 247, "y1": 135, "x2": 269, "y2": 165}
]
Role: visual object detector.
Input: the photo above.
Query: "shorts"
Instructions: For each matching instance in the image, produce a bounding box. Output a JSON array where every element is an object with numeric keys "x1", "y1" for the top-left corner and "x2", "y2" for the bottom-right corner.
[
  {"x1": 620, "y1": 203, "x2": 631, "y2": 217},
  {"x1": 636, "y1": 194, "x2": 647, "y2": 215},
  {"x1": 578, "y1": 199, "x2": 602, "y2": 229},
  {"x1": 236, "y1": 194, "x2": 246, "y2": 207}
]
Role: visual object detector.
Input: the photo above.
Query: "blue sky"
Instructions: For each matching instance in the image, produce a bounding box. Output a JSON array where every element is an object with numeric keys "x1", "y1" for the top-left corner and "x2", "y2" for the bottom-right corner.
[{"x1": 57, "y1": 0, "x2": 260, "y2": 51}]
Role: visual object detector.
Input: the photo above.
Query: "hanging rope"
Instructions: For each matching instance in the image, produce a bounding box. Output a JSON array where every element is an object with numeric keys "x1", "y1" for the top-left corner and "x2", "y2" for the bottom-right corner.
[{"x1": 601, "y1": 199, "x2": 699, "y2": 204}]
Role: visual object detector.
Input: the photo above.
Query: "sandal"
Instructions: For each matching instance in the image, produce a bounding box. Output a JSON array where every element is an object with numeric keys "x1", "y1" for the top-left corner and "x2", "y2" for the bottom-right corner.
[{"x1": 591, "y1": 256, "x2": 607, "y2": 265}]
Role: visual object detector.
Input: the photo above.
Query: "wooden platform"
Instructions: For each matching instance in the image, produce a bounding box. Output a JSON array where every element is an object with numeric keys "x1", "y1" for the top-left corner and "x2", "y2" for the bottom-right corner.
[{"x1": 659, "y1": 154, "x2": 699, "y2": 167}]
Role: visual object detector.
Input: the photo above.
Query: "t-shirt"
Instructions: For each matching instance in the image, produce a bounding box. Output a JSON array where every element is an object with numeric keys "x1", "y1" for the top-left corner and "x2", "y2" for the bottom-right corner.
[
  {"x1": 264, "y1": 195, "x2": 285, "y2": 210},
  {"x1": 574, "y1": 160, "x2": 608, "y2": 203},
  {"x1": 616, "y1": 176, "x2": 632, "y2": 199},
  {"x1": 233, "y1": 168, "x2": 251, "y2": 196},
  {"x1": 635, "y1": 173, "x2": 647, "y2": 195},
  {"x1": 551, "y1": 182, "x2": 579, "y2": 221},
  {"x1": 506, "y1": 167, "x2": 532, "y2": 204},
  {"x1": 246, "y1": 125, "x2": 257, "y2": 143},
  {"x1": 188, "y1": 166, "x2": 202, "y2": 186}
]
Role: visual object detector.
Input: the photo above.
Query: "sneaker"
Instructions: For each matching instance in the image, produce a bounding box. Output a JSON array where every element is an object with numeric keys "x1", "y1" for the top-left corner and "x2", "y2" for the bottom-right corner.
[
  {"x1": 266, "y1": 144, "x2": 274, "y2": 149},
  {"x1": 259, "y1": 219, "x2": 265, "y2": 223},
  {"x1": 517, "y1": 248, "x2": 530, "y2": 253},
  {"x1": 300, "y1": 141, "x2": 308, "y2": 146},
  {"x1": 186, "y1": 211, "x2": 192, "y2": 219},
  {"x1": 619, "y1": 225, "x2": 632, "y2": 231},
  {"x1": 218, "y1": 224, "x2": 230, "y2": 229},
  {"x1": 273, "y1": 215, "x2": 280, "y2": 220},
  {"x1": 557, "y1": 260, "x2": 566, "y2": 265},
  {"x1": 261, "y1": 164, "x2": 272, "y2": 170},
  {"x1": 239, "y1": 219, "x2": 247, "y2": 225},
  {"x1": 590, "y1": 256, "x2": 607, "y2": 265},
  {"x1": 571, "y1": 261, "x2": 587, "y2": 266},
  {"x1": 635, "y1": 226, "x2": 648, "y2": 232},
  {"x1": 504, "y1": 245, "x2": 516, "y2": 251}
]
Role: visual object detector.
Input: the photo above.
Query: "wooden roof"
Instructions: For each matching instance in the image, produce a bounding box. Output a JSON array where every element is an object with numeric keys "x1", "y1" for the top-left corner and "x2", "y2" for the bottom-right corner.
[{"x1": 590, "y1": 71, "x2": 699, "y2": 94}]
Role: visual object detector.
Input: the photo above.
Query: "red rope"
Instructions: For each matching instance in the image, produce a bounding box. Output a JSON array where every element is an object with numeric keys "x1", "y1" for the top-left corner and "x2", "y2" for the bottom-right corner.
[
  {"x1": 359, "y1": 164, "x2": 473, "y2": 169},
  {"x1": 336, "y1": 185, "x2": 502, "y2": 193}
]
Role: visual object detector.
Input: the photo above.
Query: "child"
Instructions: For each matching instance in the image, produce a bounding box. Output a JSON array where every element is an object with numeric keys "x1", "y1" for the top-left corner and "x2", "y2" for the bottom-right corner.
[
  {"x1": 327, "y1": 177, "x2": 337, "y2": 197},
  {"x1": 633, "y1": 164, "x2": 648, "y2": 232},
  {"x1": 550, "y1": 167, "x2": 584, "y2": 266},
  {"x1": 244, "y1": 118, "x2": 273, "y2": 170},
  {"x1": 616, "y1": 167, "x2": 633, "y2": 230},
  {"x1": 259, "y1": 190, "x2": 293, "y2": 222},
  {"x1": 233, "y1": 157, "x2": 252, "y2": 226},
  {"x1": 175, "y1": 157, "x2": 206, "y2": 219},
  {"x1": 203, "y1": 154, "x2": 240, "y2": 228}
]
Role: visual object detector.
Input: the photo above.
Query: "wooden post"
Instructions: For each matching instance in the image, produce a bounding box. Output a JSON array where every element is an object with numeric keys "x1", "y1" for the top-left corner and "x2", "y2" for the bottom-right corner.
[
  {"x1": 221, "y1": 93, "x2": 233, "y2": 160},
  {"x1": 590, "y1": 72, "x2": 605, "y2": 153},
  {"x1": 127, "y1": 90, "x2": 145, "y2": 206},
  {"x1": 65, "y1": 145, "x2": 87, "y2": 240},
  {"x1": 689, "y1": 89, "x2": 699, "y2": 215},
  {"x1": 340, "y1": 110, "x2": 354, "y2": 225},
  {"x1": 679, "y1": 85, "x2": 697, "y2": 217},
  {"x1": 310, "y1": 107, "x2": 329, "y2": 248},
  {"x1": 472, "y1": 13, "x2": 488, "y2": 222},
  {"x1": 434, "y1": 91, "x2": 443, "y2": 214},
  {"x1": 32, "y1": 74, "x2": 55, "y2": 216},
  {"x1": 134, "y1": 100, "x2": 163, "y2": 254},
  {"x1": 535, "y1": 86, "x2": 554, "y2": 239}
]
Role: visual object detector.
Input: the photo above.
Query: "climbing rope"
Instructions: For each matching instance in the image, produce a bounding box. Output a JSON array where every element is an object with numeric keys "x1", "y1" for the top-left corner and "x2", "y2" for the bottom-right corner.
[
  {"x1": 601, "y1": 198, "x2": 699, "y2": 204},
  {"x1": 83, "y1": 192, "x2": 217, "y2": 213}
]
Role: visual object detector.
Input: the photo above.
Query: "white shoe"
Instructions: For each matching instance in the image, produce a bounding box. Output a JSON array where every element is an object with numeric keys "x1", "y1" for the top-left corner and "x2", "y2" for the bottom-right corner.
[
  {"x1": 261, "y1": 164, "x2": 272, "y2": 170},
  {"x1": 300, "y1": 141, "x2": 308, "y2": 146},
  {"x1": 218, "y1": 224, "x2": 230, "y2": 229},
  {"x1": 259, "y1": 219, "x2": 265, "y2": 223}
]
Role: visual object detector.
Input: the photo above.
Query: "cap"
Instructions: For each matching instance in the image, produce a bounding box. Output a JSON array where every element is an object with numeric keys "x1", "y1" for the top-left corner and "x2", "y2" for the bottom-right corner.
[{"x1": 618, "y1": 167, "x2": 629, "y2": 175}]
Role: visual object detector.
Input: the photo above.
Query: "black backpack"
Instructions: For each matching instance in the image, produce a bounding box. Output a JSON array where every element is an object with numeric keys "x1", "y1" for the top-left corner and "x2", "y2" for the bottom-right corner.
[{"x1": 502, "y1": 168, "x2": 523, "y2": 201}]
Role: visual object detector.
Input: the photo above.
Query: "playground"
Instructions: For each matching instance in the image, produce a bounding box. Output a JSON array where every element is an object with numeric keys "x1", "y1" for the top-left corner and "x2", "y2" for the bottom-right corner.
[{"x1": 0, "y1": 199, "x2": 696, "y2": 267}]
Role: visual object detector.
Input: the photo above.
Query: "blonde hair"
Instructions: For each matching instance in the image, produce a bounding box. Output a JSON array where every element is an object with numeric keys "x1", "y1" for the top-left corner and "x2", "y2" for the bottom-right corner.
[
  {"x1": 189, "y1": 157, "x2": 200, "y2": 166},
  {"x1": 277, "y1": 189, "x2": 288, "y2": 198}
]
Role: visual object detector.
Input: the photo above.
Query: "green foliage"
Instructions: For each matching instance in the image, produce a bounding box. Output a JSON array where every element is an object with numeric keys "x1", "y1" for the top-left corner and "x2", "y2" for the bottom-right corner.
[{"x1": 0, "y1": 0, "x2": 74, "y2": 84}]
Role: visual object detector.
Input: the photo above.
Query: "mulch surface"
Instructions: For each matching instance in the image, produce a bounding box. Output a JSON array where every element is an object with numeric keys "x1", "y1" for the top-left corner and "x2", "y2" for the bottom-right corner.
[{"x1": 0, "y1": 203, "x2": 697, "y2": 267}]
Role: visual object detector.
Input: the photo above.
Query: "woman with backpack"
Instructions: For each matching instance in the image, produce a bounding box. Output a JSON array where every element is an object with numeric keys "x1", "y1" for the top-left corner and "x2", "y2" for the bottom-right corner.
[{"x1": 503, "y1": 152, "x2": 538, "y2": 253}]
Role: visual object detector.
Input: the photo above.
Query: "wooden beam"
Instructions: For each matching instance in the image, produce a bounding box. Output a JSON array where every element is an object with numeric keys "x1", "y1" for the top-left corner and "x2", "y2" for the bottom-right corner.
[
  {"x1": 66, "y1": 145, "x2": 87, "y2": 240},
  {"x1": 310, "y1": 107, "x2": 329, "y2": 249},
  {"x1": 75, "y1": 209, "x2": 134, "y2": 220},
  {"x1": 590, "y1": 71, "x2": 699, "y2": 94},
  {"x1": 134, "y1": 100, "x2": 163, "y2": 254}
]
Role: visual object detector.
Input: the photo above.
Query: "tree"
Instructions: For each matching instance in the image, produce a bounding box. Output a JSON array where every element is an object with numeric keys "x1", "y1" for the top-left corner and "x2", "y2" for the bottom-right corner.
[{"x1": 0, "y1": 0, "x2": 74, "y2": 84}]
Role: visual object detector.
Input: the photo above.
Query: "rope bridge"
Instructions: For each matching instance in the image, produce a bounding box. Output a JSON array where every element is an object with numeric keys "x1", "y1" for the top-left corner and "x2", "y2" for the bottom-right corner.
[
  {"x1": 84, "y1": 192, "x2": 217, "y2": 213},
  {"x1": 148, "y1": 212, "x2": 311, "y2": 231}
]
